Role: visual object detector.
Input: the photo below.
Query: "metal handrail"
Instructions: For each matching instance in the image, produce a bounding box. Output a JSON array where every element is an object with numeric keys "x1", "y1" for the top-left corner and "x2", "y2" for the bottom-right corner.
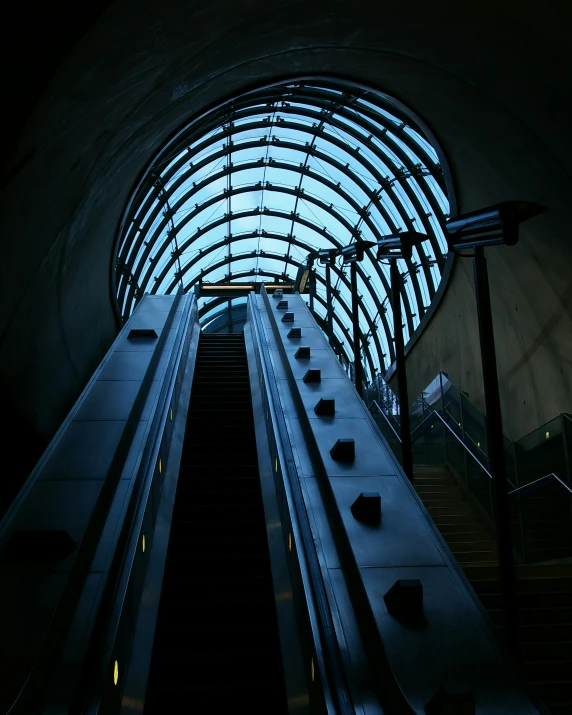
[
  {"x1": 508, "y1": 472, "x2": 572, "y2": 497},
  {"x1": 251, "y1": 292, "x2": 353, "y2": 714},
  {"x1": 425, "y1": 409, "x2": 492, "y2": 477},
  {"x1": 370, "y1": 400, "x2": 401, "y2": 442}
]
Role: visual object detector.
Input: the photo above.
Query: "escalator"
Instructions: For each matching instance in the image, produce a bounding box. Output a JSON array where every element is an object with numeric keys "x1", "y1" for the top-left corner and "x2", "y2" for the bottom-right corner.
[{"x1": 144, "y1": 332, "x2": 289, "y2": 713}]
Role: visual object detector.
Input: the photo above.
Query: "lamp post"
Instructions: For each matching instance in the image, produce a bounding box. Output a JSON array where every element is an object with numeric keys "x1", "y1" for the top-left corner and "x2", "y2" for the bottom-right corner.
[
  {"x1": 317, "y1": 248, "x2": 339, "y2": 348},
  {"x1": 340, "y1": 241, "x2": 376, "y2": 398},
  {"x1": 446, "y1": 200, "x2": 546, "y2": 659},
  {"x1": 377, "y1": 232, "x2": 428, "y2": 484}
]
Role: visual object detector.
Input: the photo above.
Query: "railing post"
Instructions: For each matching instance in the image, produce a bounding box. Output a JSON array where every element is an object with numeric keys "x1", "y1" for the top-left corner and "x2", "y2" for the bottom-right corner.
[
  {"x1": 325, "y1": 263, "x2": 334, "y2": 348},
  {"x1": 309, "y1": 267, "x2": 315, "y2": 314},
  {"x1": 562, "y1": 414, "x2": 572, "y2": 521},
  {"x1": 440, "y1": 373, "x2": 448, "y2": 465},
  {"x1": 460, "y1": 392, "x2": 468, "y2": 485},
  {"x1": 350, "y1": 261, "x2": 363, "y2": 398},
  {"x1": 473, "y1": 246, "x2": 520, "y2": 659},
  {"x1": 391, "y1": 258, "x2": 413, "y2": 483}
]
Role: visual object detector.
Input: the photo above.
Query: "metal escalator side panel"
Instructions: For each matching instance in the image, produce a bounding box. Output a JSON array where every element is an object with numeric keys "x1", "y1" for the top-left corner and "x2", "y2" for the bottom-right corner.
[{"x1": 259, "y1": 288, "x2": 544, "y2": 715}]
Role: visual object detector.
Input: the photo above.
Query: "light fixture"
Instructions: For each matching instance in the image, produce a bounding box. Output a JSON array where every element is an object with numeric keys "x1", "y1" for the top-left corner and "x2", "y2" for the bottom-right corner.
[
  {"x1": 114, "y1": 660, "x2": 119, "y2": 686},
  {"x1": 376, "y1": 230, "x2": 427, "y2": 261},
  {"x1": 317, "y1": 248, "x2": 339, "y2": 265},
  {"x1": 170, "y1": 407, "x2": 173, "y2": 421},
  {"x1": 545, "y1": 431, "x2": 550, "y2": 440},
  {"x1": 288, "y1": 532, "x2": 293, "y2": 551},
  {"x1": 445, "y1": 201, "x2": 546, "y2": 251},
  {"x1": 340, "y1": 240, "x2": 375, "y2": 265},
  {"x1": 142, "y1": 534, "x2": 146, "y2": 553},
  {"x1": 158, "y1": 458, "x2": 162, "y2": 474}
]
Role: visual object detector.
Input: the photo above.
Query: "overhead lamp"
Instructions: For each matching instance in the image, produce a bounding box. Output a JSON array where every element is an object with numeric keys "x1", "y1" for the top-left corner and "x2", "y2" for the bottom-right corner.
[
  {"x1": 317, "y1": 248, "x2": 339, "y2": 265},
  {"x1": 376, "y1": 231, "x2": 428, "y2": 261},
  {"x1": 443, "y1": 198, "x2": 545, "y2": 658},
  {"x1": 340, "y1": 240, "x2": 376, "y2": 264},
  {"x1": 445, "y1": 200, "x2": 546, "y2": 251}
]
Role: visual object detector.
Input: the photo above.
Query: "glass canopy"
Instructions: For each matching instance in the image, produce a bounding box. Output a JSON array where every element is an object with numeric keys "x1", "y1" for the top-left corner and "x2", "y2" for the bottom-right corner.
[{"x1": 114, "y1": 79, "x2": 451, "y2": 380}]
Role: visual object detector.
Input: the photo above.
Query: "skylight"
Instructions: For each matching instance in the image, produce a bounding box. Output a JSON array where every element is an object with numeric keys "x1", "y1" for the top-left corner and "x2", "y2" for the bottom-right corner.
[{"x1": 114, "y1": 79, "x2": 451, "y2": 379}]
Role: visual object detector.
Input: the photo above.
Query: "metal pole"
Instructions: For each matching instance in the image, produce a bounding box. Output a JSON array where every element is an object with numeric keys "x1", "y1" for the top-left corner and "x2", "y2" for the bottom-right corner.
[
  {"x1": 309, "y1": 267, "x2": 315, "y2": 314},
  {"x1": 440, "y1": 373, "x2": 448, "y2": 465},
  {"x1": 325, "y1": 263, "x2": 334, "y2": 347},
  {"x1": 391, "y1": 259, "x2": 413, "y2": 483},
  {"x1": 473, "y1": 246, "x2": 520, "y2": 659},
  {"x1": 350, "y1": 261, "x2": 363, "y2": 397}
]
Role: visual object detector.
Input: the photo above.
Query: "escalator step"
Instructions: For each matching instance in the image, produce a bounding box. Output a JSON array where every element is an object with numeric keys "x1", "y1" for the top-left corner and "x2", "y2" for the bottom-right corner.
[{"x1": 144, "y1": 332, "x2": 288, "y2": 715}]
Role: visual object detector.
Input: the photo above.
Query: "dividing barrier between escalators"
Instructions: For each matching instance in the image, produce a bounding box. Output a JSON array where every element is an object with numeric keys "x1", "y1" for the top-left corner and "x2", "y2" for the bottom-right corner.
[{"x1": 246, "y1": 291, "x2": 353, "y2": 715}]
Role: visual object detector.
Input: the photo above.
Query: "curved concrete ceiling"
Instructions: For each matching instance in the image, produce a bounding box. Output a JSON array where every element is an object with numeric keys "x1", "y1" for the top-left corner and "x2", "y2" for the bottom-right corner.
[{"x1": 1, "y1": 0, "x2": 571, "y2": 444}]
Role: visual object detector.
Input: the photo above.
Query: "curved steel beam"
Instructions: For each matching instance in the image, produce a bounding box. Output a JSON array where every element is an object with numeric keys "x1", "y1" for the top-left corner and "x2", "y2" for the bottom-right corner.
[
  {"x1": 191, "y1": 262, "x2": 379, "y2": 375},
  {"x1": 120, "y1": 115, "x2": 445, "y2": 279},
  {"x1": 114, "y1": 80, "x2": 451, "y2": 378},
  {"x1": 126, "y1": 181, "x2": 411, "y2": 341},
  {"x1": 129, "y1": 204, "x2": 394, "y2": 359}
]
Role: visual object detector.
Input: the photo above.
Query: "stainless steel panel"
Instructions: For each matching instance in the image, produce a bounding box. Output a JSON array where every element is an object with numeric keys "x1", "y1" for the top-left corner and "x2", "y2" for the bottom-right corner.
[
  {"x1": 92, "y1": 480, "x2": 131, "y2": 573},
  {"x1": 300, "y1": 477, "x2": 341, "y2": 569},
  {"x1": 329, "y1": 476, "x2": 447, "y2": 568},
  {"x1": 284, "y1": 418, "x2": 316, "y2": 478},
  {"x1": 120, "y1": 419, "x2": 149, "y2": 481},
  {"x1": 74, "y1": 380, "x2": 141, "y2": 421},
  {"x1": 278, "y1": 377, "x2": 365, "y2": 420},
  {"x1": 307, "y1": 417, "x2": 395, "y2": 477},
  {"x1": 277, "y1": 350, "x2": 345, "y2": 380},
  {"x1": 39, "y1": 421, "x2": 126, "y2": 480},
  {"x1": 328, "y1": 569, "x2": 385, "y2": 715},
  {"x1": 140, "y1": 380, "x2": 160, "y2": 421},
  {"x1": 98, "y1": 351, "x2": 154, "y2": 381},
  {"x1": 360, "y1": 565, "x2": 534, "y2": 714}
]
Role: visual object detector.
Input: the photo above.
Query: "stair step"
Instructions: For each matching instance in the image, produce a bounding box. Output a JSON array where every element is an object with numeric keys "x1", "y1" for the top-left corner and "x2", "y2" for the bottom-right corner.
[
  {"x1": 145, "y1": 334, "x2": 288, "y2": 714},
  {"x1": 447, "y1": 540, "x2": 497, "y2": 552}
]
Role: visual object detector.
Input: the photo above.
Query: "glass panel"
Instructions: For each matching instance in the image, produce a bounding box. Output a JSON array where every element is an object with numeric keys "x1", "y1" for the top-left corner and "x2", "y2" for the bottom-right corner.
[
  {"x1": 117, "y1": 82, "x2": 451, "y2": 354},
  {"x1": 370, "y1": 404, "x2": 401, "y2": 462},
  {"x1": 510, "y1": 477, "x2": 572, "y2": 563},
  {"x1": 516, "y1": 415, "x2": 565, "y2": 487}
]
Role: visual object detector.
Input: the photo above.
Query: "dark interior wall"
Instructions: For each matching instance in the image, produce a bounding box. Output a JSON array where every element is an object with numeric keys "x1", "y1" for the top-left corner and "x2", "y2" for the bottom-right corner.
[
  {"x1": 388, "y1": 74, "x2": 572, "y2": 440},
  {"x1": 1, "y1": 0, "x2": 571, "y2": 452}
]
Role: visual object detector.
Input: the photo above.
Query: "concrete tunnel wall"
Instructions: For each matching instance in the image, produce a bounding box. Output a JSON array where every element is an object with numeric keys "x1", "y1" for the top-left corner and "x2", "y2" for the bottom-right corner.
[{"x1": 0, "y1": 0, "x2": 570, "y2": 478}]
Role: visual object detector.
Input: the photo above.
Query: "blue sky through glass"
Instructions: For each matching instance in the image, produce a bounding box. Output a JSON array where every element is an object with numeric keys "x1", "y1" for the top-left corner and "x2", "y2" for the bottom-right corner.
[{"x1": 116, "y1": 81, "x2": 450, "y2": 379}]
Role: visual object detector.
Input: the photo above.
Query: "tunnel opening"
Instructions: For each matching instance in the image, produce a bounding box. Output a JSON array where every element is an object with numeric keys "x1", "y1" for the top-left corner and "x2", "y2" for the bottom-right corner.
[{"x1": 113, "y1": 78, "x2": 453, "y2": 382}]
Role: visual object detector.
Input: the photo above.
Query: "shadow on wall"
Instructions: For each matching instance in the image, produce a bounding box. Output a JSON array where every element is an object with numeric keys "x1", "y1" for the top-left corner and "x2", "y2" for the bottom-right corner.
[{"x1": 0, "y1": 380, "x2": 46, "y2": 521}]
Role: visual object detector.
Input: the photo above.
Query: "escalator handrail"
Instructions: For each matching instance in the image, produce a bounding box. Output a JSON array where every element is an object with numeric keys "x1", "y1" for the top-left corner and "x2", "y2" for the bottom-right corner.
[
  {"x1": 248, "y1": 294, "x2": 354, "y2": 715},
  {"x1": 508, "y1": 472, "x2": 572, "y2": 497}
]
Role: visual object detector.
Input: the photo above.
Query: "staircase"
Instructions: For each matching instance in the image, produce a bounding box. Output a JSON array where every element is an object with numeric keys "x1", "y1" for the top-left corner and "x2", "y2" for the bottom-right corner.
[
  {"x1": 413, "y1": 462, "x2": 572, "y2": 715},
  {"x1": 415, "y1": 465, "x2": 497, "y2": 567},
  {"x1": 144, "y1": 332, "x2": 288, "y2": 714}
]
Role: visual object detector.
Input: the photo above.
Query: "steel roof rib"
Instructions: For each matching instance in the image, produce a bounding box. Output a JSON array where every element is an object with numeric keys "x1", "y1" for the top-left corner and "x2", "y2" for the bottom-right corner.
[{"x1": 114, "y1": 80, "x2": 450, "y2": 379}]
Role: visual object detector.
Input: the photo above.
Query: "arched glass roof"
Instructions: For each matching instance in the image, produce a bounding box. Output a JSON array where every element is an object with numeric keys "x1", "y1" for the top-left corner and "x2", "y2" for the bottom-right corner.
[{"x1": 114, "y1": 79, "x2": 451, "y2": 379}]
